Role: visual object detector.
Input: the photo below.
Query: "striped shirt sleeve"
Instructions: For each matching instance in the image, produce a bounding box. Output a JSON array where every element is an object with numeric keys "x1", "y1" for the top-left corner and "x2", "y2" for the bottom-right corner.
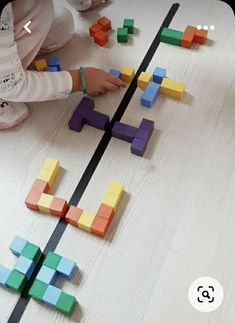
[{"x1": 0, "y1": 4, "x2": 73, "y2": 102}]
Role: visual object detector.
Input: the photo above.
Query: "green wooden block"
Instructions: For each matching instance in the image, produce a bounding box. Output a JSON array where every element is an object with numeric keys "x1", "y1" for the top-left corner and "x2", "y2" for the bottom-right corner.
[
  {"x1": 21, "y1": 242, "x2": 42, "y2": 263},
  {"x1": 123, "y1": 19, "x2": 134, "y2": 34},
  {"x1": 29, "y1": 279, "x2": 48, "y2": 301},
  {"x1": 6, "y1": 270, "x2": 27, "y2": 292},
  {"x1": 43, "y1": 251, "x2": 62, "y2": 270},
  {"x1": 117, "y1": 27, "x2": 128, "y2": 42},
  {"x1": 160, "y1": 27, "x2": 183, "y2": 46},
  {"x1": 56, "y1": 292, "x2": 77, "y2": 316}
]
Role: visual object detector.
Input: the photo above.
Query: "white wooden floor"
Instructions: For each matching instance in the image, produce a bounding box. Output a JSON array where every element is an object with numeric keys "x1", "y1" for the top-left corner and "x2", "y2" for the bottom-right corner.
[{"x1": 0, "y1": 0, "x2": 235, "y2": 322}]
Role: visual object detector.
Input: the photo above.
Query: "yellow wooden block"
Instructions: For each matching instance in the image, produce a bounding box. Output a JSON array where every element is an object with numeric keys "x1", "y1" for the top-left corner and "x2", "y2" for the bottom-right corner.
[
  {"x1": 78, "y1": 211, "x2": 95, "y2": 232},
  {"x1": 35, "y1": 59, "x2": 47, "y2": 72},
  {"x1": 107, "y1": 180, "x2": 124, "y2": 197},
  {"x1": 42, "y1": 158, "x2": 60, "y2": 177},
  {"x1": 37, "y1": 193, "x2": 53, "y2": 214},
  {"x1": 120, "y1": 66, "x2": 135, "y2": 82},
  {"x1": 37, "y1": 168, "x2": 56, "y2": 187},
  {"x1": 137, "y1": 72, "x2": 152, "y2": 90},
  {"x1": 102, "y1": 192, "x2": 122, "y2": 211},
  {"x1": 160, "y1": 78, "x2": 185, "y2": 99}
]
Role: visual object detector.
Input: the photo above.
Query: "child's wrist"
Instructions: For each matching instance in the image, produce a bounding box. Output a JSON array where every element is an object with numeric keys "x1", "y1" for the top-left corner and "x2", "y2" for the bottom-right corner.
[{"x1": 69, "y1": 70, "x2": 82, "y2": 93}]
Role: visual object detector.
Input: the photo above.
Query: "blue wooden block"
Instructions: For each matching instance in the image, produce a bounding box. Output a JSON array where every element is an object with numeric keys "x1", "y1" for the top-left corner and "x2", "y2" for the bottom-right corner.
[
  {"x1": 43, "y1": 285, "x2": 62, "y2": 307},
  {"x1": 47, "y1": 66, "x2": 60, "y2": 72},
  {"x1": 141, "y1": 82, "x2": 160, "y2": 108},
  {"x1": 37, "y1": 265, "x2": 57, "y2": 285},
  {"x1": 9, "y1": 236, "x2": 27, "y2": 256},
  {"x1": 109, "y1": 69, "x2": 121, "y2": 78},
  {"x1": 48, "y1": 56, "x2": 61, "y2": 71},
  {"x1": 57, "y1": 257, "x2": 77, "y2": 279},
  {"x1": 0, "y1": 265, "x2": 11, "y2": 286},
  {"x1": 14, "y1": 256, "x2": 35, "y2": 278},
  {"x1": 153, "y1": 67, "x2": 166, "y2": 84}
]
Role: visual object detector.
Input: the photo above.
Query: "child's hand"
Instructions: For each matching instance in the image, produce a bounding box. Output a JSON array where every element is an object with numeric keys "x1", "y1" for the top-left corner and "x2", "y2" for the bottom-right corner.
[{"x1": 84, "y1": 67, "x2": 126, "y2": 96}]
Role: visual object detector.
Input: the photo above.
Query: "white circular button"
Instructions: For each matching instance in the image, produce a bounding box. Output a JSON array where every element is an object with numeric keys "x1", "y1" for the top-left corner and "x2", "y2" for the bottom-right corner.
[{"x1": 188, "y1": 277, "x2": 224, "y2": 312}]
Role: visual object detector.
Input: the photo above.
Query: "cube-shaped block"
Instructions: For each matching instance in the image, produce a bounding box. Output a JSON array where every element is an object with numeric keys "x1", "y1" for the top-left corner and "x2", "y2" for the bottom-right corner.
[
  {"x1": 6, "y1": 270, "x2": 27, "y2": 293},
  {"x1": 65, "y1": 206, "x2": 83, "y2": 226},
  {"x1": 42, "y1": 158, "x2": 60, "y2": 174},
  {"x1": 141, "y1": 82, "x2": 160, "y2": 108},
  {"x1": 131, "y1": 137, "x2": 147, "y2": 156},
  {"x1": 107, "y1": 181, "x2": 124, "y2": 197},
  {"x1": 160, "y1": 27, "x2": 183, "y2": 46},
  {"x1": 0, "y1": 265, "x2": 11, "y2": 286},
  {"x1": 160, "y1": 78, "x2": 185, "y2": 99},
  {"x1": 57, "y1": 257, "x2": 77, "y2": 279},
  {"x1": 78, "y1": 211, "x2": 95, "y2": 232},
  {"x1": 139, "y1": 118, "x2": 155, "y2": 133},
  {"x1": 109, "y1": 69, "x2": 121, "y2": 78},
  {"x1": 94, "y1": 30, "x2": 108, "y2": 46},
  {"x1": 21, "y1": 242, "x2": 42, "y2": 263},
  {"x1": 37, "y1": 168, "x2": 56, "y2": 188},
  {"x1": 117, "y1": 27, "x2": 128, "y2": 42},
  {"x1": 47, "y1": 66, "x2": 59, "y2": 72},
  {"x1": 153, "y1": 67, "x2": 167, "y2": 84},
  {"x1": 35, "y1": 59, "x2": 47, "y2": 71},
  {"x1": 14, "y1": 255, "x2": 35, "y2": 278},
  {"x1": 77, "y1": 97, "x2": 95, "y2": 110},
  {"x1": 102, "y1": 192, "x2": 122, "y2": 211},
  {"x1": 112, "y1": 121, "x2": 137, "y2": 143},
  {"x1": 121, "y1": 66, "x2": 135, "y2": 82},
  {"x1": 194, "y1": 29, "x2": 208, "y2": 44},
  {"x1": 56, "y1": 292, "x2": 77, "y2": 316},
  {"x1": 25, "y1": 179, "x2": 50, "y2": 210},
  {"x1": 91, "y1": 216, "x2": 110, "y2": 238},
  {"x1": 96, "y1": 203, "x2": 114, "y2": 223},
  {"x1": 97, "y1": 16, "x2": 111, "y2": 31},
  {"x1": 181, "y1": 26, "x2": 197, "y2": 48},
  {"x1": 89, "y1": 23, "x2": 102, "y2": 36},
  {"x1": 135, "y1": 128, "x2": 152, "y2": 141},
  {"x1": 138, "y1": 72, "x2": 152, "y2": 90},
  {"x1": 37, "y1": 265, "x2": 57, "y2": 285},
  {"x1": 9, "y1": 236, "x2": 27, "y2": 256},
  {"x1": 29, "y1": 279, "x2": 48, "y2": 301},
  {"x1": 48, "y1": 56, "x2": 61, "y2": 71},
  {"x1": 50, "y1": 197, "x2": 68, "y2": 217},
  {"x1": 123, "y1": 19, "x2": 134, "y2": 34},
  {"x1": 69, "y1": 114, "x2": 84, "y2": 132},
  {"x1": 37, "y1": 193, "x2": 54, "y2": 214},
  {"x1": 43, "y1": 251, "x2": 62, "y2": 270},
  {"x1": 43, "y1": 285, "x2": 62, "y2": 307}
]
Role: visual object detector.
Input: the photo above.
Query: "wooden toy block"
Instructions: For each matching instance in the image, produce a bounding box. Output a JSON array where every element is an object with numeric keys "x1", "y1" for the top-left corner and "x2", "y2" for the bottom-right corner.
[
  {"x1": 43, "y1": 285, "x2": 62, "y2": 307},
  {"x1": 140, "y1": 118, "x2": 154, "y2": 133},
  {"x1": 9, "y1": 236, "x2": 27, "y2": 256},
  {"x1": 69, "y1": 114, "x2": 84, "y2": 132},
  {"x1": 91, "y1": 216, "x2": 110, "y2": 238},
  {"x1": 137, "y1": 72, "x2": 152, "y2": 90},
  {"x1": 181, "y1": 26, "x2": 197, "y2": 48},
  {"x1": 50, "y1": 197, "x2": 68, "y2": 217},
  {"x1": 35, "y1": 59, "x2": 47, "y2": 71},
  {"x1": 131, "y1": 138, "x2": 146, "y2": 156},
  {"x1": 6, "y1": 270, "x2": 27, "y2": 293},
  {"x1": 107, "y1": 180, "x2": 124, "y2": 197},
  {"x1": 0, "y1": 265, "x2": 11, "y2": 286},
  {"x1": 112, "y1": 121, "x2": 137, "y2": 143},
  {"x1": 120, "y1": 66, "x2": 135, "y2": 83},
  {"x1": 141, "y1": 81, "x2": 160, "y2": 107},
  {"x1": 57, "y1": 257, "x2": 77, "y2": 279},
  {"x1": 109, "y1": 69, "x2": 121, "y2": 78},
  {"x1": 194, "y1": 28, "x2": 208, "y2": 44},
  {"x1": 14, "y1": 255, "x2": 35, "y2": 278},
  {"x1": 43, "y1": 251, "x2": 62, "y2": 270},
  {"x1": 96, "y1": 203, "x2": 114, "y2": 223},
  {"x1": 65, "y1": 206, "x2": 83, "y2": 226},
  {"x1": 56, "y1": 292, "x2": 77, "y2": 316},
  {"x1": 89, "y1": 23, "x2": 102, "y2": 36},
  {"x1": 29, "y1": 279, "x2": 48, "y2": 301},
  {"x1": 37, "y1": 168, "x2": 56, "y2": 188},
  {"x1": 78, "y1": 211, "x2": 95, "y2": 232},
  {"x1": 21, "y1": 241, "x2": 42, "y2": 262},
  {"x1": 84, "y1": 110, "x2": 110, "y2": 130},
  {"x1": 77, "y1": 97, "x2": 95, "y2": 110},
  {"x1": 160, "y1": 27, "x2": 183, "y2": 46},
  {"x1": 48, "y1": 56, "x2": 61, "y2": 71},
  {"x1": 102, "y1": 192, "x2": 122, "y2": 211},
  {"x1": 94, "y1": 30, "x2": 109, "y2": 46},
  {"x1": 97, "y1": 16, "x2": 111, "y2": 31},
  {"x1": 117, "y1": 27, "x2": 128, "y2": 42},
  {"x1": 47, "y1": 66, "x2": 59, "y2": 72},
  {"x1": 37, "y1": 265, "x2": 57, "y2": 285},
  {"x1": 25, "y1": 179, "x2": 50, "y2": 210},
  {"x1": 37, "y1": 193, "x2": 54, "y2": 214},
  {"x1": 160, "y1": 78, "x2": 185, "y2": 99},
  {"x1": 153, "y1": 67, "x2": 167, "y2": 84},
  {"x1": 42, "y1": 158, "x2": 60, "y2": 174},
  {"x1": 123, "y1": 19, "x2": 134, "y2": 34}
]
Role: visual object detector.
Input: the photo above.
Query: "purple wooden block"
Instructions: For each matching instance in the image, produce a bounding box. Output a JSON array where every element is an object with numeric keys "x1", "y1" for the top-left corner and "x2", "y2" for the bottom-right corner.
[
  {"x1": 112, "y1": 122, "x2": 137, "y2": 143},
  {"x1": 131, "y1": 138, "x2": 146, "y2": 156},
  {"x1": 69, "y1": 114, "x2": 84, "y2": 132},
  {"x1": 135, "y1": 128, "x2": 151, "y2": 141},
  {"x1": 139, "y1": 118, "x2": 154, "y2": 132},
  {"x1": 85, "y1": 111, "x2": 110, "y2": 130},
  {"x1": 78, "y1": 97, "x2": 95, "y2": 110}
]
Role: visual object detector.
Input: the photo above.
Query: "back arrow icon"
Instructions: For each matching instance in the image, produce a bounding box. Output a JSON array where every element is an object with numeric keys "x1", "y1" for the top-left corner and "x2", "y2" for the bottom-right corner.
[{"x1": 24, "y1": 21, "x2": 32, "y2": 33}]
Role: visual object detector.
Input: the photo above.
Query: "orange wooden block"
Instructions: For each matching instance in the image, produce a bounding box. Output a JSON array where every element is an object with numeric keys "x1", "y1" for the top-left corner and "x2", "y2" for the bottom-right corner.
[
  {"x1": 91, "y1": 216, "x2": 110, "y2": 238},
  {"x1": 181, "y1": 26, "x2": 197, "y2": 48},
  {"x1": 97, "y1": 16, "x2": 111, "y2": 32},
  {"x1": 194, "y1": 29, "x2": 208, "y2": 44},
  {"x1": 65, "y1": 206, "x2": 83, "y2": 226},
  {"x1": 25, "y1": 179, "x2": 49, "y2": 210},
  {"x1": 96, "y1": 203, "x2": 114, "y2": 224},
  {"x1": 94, "y1": 30, "x2": 108, "y2": 46},
  {"x1": 50, "y1": 197, "x2": 69, "y2": 217},
  {"x1": 89, "y1": 23, "x2": 102, "y2": 37}
]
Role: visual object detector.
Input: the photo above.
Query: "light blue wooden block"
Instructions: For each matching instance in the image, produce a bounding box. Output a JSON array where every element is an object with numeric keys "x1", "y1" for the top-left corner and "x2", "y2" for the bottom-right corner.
[
  {"x1": 141, "y1": 82, "x2": 160, "y2": 108},
  {"x1": 57, "y1": 257, "x2": 77, "y2": 279},
  {"x1": 48, "y1": 56, "x2": 61, "y2": 71},
  {"x1": 14, "y1": 255, "x2": 35, "y2": 278},
  {"x1": 153, "y1": 67, "x2": 166, "y2": 84},
  {"x1": 0, "y1": 265, "x2": 11, "y2": 286},
  {"x1": 47, "y1": 66, "x2": 59, "y2": 72},
  {"x1": 109, "y1": 69, "x2": 121, "y2": 78},
  {"x1": 37, "y1": 265, "x2": 57, "y2": 285},
  {"x1": 43, "y1": 285, "x2": 62, "y2": 307},
  {"x1": 9, "y1": 236, "x2": 27, "y2": 256}
]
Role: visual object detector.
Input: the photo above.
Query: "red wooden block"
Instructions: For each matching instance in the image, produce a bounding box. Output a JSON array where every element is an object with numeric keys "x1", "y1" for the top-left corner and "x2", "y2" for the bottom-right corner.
[
  {"x1": 194, "y1": 29, "x2": 208, "y2": 44},
  {"x1": 181, "y1": 26, "x2": 196, "y2": 48},
  {"x1": 94, "y1": 30, "x2": 108, "y2": 46},
  {"x1": 91, "y1": 216, "x2": 110, "y2": 238},
  {"x1": 25, "y1": 179, "x2": 49, "y2": 210},
  {"x1": 97, "y1": 16, "x2": 111, "y2": 32},
  {"x1": 96, "y1": 203, "x2": 114, "y2": 224},
  {"x1": 50, "y1": 197, "x2": 69, "y2": 217},
  {"x1": 89, "y1": 23, "x2": 102, "y2": 37},
  {"x1": 65, "y1": 206, "x2": 83, "y2": 226}
]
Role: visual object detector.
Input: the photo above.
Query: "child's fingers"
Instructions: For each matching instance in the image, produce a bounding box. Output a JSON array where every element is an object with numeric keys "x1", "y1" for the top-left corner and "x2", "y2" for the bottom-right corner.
[
  {"x1": 104, "y1": 82, "x2": 120, "y2": 92},
  {"x1": 107, "y1": 75, "x2": 126, "y2": 87}
]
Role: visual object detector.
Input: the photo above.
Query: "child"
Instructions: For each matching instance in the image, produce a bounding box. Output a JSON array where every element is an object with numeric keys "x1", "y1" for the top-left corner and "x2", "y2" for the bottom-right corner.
[{"x1": 0, "y1": 0, "x2": 126, "y2": 129}]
